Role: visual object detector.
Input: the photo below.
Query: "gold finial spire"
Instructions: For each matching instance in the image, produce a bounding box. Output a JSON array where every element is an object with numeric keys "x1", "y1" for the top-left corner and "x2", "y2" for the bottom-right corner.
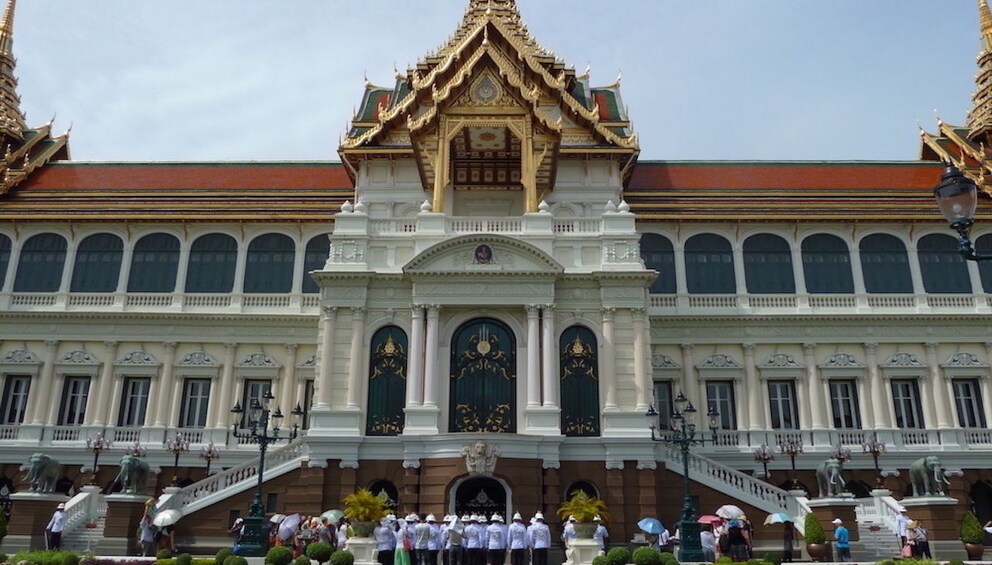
[
  {"x1": 971, "y1": 0, "x2": 992, "y2": 136},
  {"x1": 0, "y1": 0, "x2": 14, "y2": 55},
  {"x1": 0, "y1": 0, "x2": 23, "y2": 140},
  {"x1": 981, "y1": 0, "x2": 992, "y2": 53}
]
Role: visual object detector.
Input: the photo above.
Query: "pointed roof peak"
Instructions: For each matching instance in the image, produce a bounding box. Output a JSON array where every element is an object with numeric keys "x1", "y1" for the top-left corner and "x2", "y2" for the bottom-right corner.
[
  {"x1": 0, "y1": 0, "x2": 14, "y2": 55},
  {"x1": 981, "y1": 0, "x2": 992, "y2": 53}
]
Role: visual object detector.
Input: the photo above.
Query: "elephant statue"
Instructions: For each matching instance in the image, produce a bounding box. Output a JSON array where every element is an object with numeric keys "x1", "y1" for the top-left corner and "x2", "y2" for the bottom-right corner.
[
  {"x1": 113, "y1": 454, "x2": 151, "y2": 494},
  {"x1": 22, "y1": 453, "x2": 61, "y2": 493},
  {"x1": 908, "y1": 455, "x2": 951, "y2": 496},
  {"x1": 815, "y1": 457, "x2": 847, "y2": 497}
]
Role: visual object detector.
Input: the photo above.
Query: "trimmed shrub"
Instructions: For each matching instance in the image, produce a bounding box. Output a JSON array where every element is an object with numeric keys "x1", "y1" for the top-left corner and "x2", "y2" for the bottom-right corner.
[
  {"x1": 266, "y1": 547, "x2": 294, "y2": 565},
  {"x1": 632, "y1": 547, "x2": 662, "y2": 565},
  {"x1": 962, "y1": 511, "x2": 984, "y2": 543},
  {"x1": 60, "y1": 554, "x2": 79, "y2": 565},
  {"x1": 878, "y1": 560, "x2": 896, "y2": 565},
  {"x1": 157, "y1": 551, "x2": 173, "y2": 560},
  {"x1": 216, "y1": 549, "x2": 234, "y2": 565},
  {"x1": 803, "y1": 513, "x2": 825, "y2": 544},
  {"x1": 715, "y1": 557, "x2": 733, "y2": 564},
  {"x1": 175, "y1": 554, "x2": 193, "y2": 565},
  {"x1": 606, "y1": 547, "x2": 632, "y2": 565},
  {"x1": 659, "y1": 553, "x2": 678, "y2": 565},
  {"x1": 592, "y1": 556, "x2": 609, "y2": 565},
  {"x1": 193, "y1": 560, "x2": 217, "y2": 565},
  {"x1": 328, "y1": 551, "x2": 354, "y2": 565},
  {"x1": 294, "y1": 557, "x2": 312, "y2": 565},
  {"x1": 762, "y1": 553, "x2": 782, "y2": 565},
  {"x1": 948, "y1": 559, "x2": 966, "y2": 565},
  {"x1": 155, "y1": 559, "x2": 175, "y2": 565},
  {"x1": 11, "y1": 551, "x2": 79, "y2": 565},
  {"x1": 224, "y1": 556, "x2": 249, "y2": 565},
  {"x1": 306, "y1": 543, "x2": 334, "y2": 565}
]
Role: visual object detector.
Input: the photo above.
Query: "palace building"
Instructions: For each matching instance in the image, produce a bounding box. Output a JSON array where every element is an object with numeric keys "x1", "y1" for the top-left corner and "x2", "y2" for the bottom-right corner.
[{"x1": 2, "y1": 0, "x2": 992, "y2": 557}]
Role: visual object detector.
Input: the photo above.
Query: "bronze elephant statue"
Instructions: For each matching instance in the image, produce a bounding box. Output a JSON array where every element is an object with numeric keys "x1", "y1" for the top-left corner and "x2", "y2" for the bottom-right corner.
[
  {"x1": 113, "y1": 454, "x2": 151, "y2": 494},
  {"x1": 908, "y1": 455, "x2": 951, "y2": 496},
  {"x1": 815, "y1": 457, "x2": 846, "y2": 497},
  {"x1": 23, "y1": 453, "x2": 61, "y2": 493}
]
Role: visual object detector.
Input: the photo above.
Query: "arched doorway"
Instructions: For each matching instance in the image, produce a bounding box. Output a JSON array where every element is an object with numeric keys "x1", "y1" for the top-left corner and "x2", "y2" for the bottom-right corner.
[
  {"x1": 449, "y1": 318, "x2": 517, "y2": 432},
  {"x1": 453, "y1": 477, "x2": 509, "y2": 520}
]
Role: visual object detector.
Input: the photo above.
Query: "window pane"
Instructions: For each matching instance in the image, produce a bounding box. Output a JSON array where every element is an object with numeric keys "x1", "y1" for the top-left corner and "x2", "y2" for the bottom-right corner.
[
  {"x1": 744, "y1": 234, "x2": 795, "y2": 294},
  {"x1": 58, "y1": 376, "x2": 90, "y2": 426},
  {"x1": 559, "y1": 326, "x2": 600, "y2": 437},
  {"x1": 241, "y1": 379, "x2": 273, "y2": 428},
  {"x1": 918, "y1": 234, "x2": 971, "y2": 294},
  {"x1": 685, "y1": 234, "x2": 735, "y2": 294},
  {"x1": 829, "y1": 380, "x2": 862, "y2": 429},
  {"x1": 185, "y1": 234, "x2": 237, "y2": 293},
  {"x1": 366, "y1": 326, "x2": 408, "y2": 436},
  {"x1": 891, "y1": 379, "x2": 924, "y2": 429},
  {"x1": 768, "y1": 381, "x2": 798, "y2": 429},
  {"x1": 0, "y1": 375, "x2": 30, "y2": 424},
  {"x1": 117, "y1": 378, "x2": 150, "y2": 427},
  {"x1": 802, "y1": 234, "x2": 854, "y2": 294},
  {"x1": 14, "y1": 233, "x2": 67, "y2": 292},
  {"x1": 302, "y1": 235, "x2": 330, "y2": 294},
  {"x1": 244, "y1": 233, "x2": 295, "y2": 293},
  {"x1": 860, "y1": 234, "x2": 913, "y2": 294},
  {"x1": 653, "y1": 381, "x2": 673, "y2": 430},
  {"x1": 706, "y1": 381, "x2": 737, "y2": 430},
  {"x1": 71, "y1": 233, "x2": 124, "y2": 292},
  {"x1": 640, "y1": 233, "x2": 676, "y2": 294},
  {"x1": 128, "y1": 233, "x2": 180, "y2": 292},
  {"x1": 180, "y1": 379, "x2": 211, "y2": 428},
  {"x1": 303, "y1": 380, "x2": 314, "y2": 429},
  {"x1": 0, "y1": 233, "x2": 10, "y2": 289},
  {"x1": 952, "y1": 379, "x2": 987, "y2": 428},
  {"x1": 977, "y1": 235, "x2": 992, "y2": 293}
]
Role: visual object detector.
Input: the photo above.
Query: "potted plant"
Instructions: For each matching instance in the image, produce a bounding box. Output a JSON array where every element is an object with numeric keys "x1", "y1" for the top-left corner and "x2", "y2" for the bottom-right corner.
[
  {"x1": 343, "y1": 488, "x2": 388, "y2": 537},
  {"x1": 960, "y1": 511, "x2": 986, "y2": 560},
  {"x1": 557, "y1": 491, "x2": 610, "y2": 538},
  {"x1": 803, "y1": 513, "x2": 829, "y2": 562}
]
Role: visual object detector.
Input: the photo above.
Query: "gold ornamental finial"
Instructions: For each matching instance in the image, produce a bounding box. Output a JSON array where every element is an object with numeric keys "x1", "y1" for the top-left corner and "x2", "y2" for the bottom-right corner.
[
  {"x1": 981, "y1": 0, "x2": 992, "y2": 53},
  {"x1": 0, "y1": 0, "x2": 14, "y2": 55}
]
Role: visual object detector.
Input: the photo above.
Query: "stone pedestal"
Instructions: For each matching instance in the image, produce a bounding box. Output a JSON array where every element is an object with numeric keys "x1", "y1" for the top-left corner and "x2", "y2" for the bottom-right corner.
[
  {"x1": 104, "y1": 493, "x2": 154, "y2": 556},
  {"x1": 808, "y1": 496, "x2": 860, "y2": 541},
  {"x1": 900, "y1": 496, "x2": 958, "y2": 551},
  {"x1": 564, "y1": 538, "x2": 600, "y2": 565},
  {"x1": 1, "y1": 492, "x2": 70, "y2": 552},
  {"x1": 346, "y1": 537, "x2": 378, "y2": 565}
]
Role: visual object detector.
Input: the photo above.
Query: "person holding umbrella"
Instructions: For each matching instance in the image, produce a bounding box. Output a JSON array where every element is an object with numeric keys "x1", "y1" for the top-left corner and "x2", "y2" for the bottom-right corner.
[{"x1": 138, "y1": 512, "x2": 158, "y2": 556}]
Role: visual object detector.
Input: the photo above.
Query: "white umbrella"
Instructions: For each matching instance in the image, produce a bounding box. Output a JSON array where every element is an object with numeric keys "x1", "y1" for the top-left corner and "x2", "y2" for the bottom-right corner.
[
  {"x1": 716, "y1": 505, "x2": 745, "y2": 519},
  {"x1": 279, "y1": 513, "x2": 302, "y2": 540},
  {"x1": 270, "y1": 513, "x2": 287, "y2": 524},
  {"x1": 152, "y1": 509, "x2": 182, "y2": 527}
]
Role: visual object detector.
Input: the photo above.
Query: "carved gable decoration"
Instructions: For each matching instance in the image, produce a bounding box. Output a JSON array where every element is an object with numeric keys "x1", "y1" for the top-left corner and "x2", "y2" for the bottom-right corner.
[
  {"x1": 55, "y1": 349, "x2": 101, "y2": 376},
  {"x1": 651, "y1": 353, "x2": 680, "y2": 380},
  {"x1": 818, "y1": 352, "x2": 866, "y2": 379},
  {"x1": 404, "y1": 234, "x2": 563, "y2": 276},
  {"x1": 236, "y1": 352, "x2": 281, "y2": 379},
  {"x1": 696, "y1": 353, "x2": 743, "y2": 380},
  {"x1": 175, "y1": 350, "x2": 221, "y2": 379},
  {"x1": 455, "y1": 70, "x2": 515, "y2": 108},
  {"x1": 297, "y1": 353, "x2": 317, "y2": 379},
  {"x1": 940, "y1": 352, "x2": 990, "y2": 378},
  {"x1": 115, "y1": 350, "x2": 161, "y2": 378},
  {"x1": 0, "y1": 348, "x2": 41, "y2": 376},
  {"x1": 758, "y1": 353, "x2": 804, "y2": 380},
  {"x1": 879, "y1": 351, "x2": 927, "y2": 379}
]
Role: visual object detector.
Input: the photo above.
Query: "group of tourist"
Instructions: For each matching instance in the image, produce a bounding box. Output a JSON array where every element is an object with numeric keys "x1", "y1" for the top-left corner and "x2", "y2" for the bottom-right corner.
[
  {"x1": 895, "y1": 507, "x2": 931, "y2": 560},
  {"x1": 229, "y1": 513, "x2": 351, "y2": 556}
]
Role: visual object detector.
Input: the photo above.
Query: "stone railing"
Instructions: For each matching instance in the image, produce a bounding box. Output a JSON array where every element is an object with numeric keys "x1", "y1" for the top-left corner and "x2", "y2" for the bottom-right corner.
[
  {"x1": 2, "y1": 292, "x2": 322, "y2": 315},
  {"x1": 62, "y1": 486, "x2": 105, "y2": 539},
  {"x1": 647, "y1": 292, "x2": 992, "y2": 315}
]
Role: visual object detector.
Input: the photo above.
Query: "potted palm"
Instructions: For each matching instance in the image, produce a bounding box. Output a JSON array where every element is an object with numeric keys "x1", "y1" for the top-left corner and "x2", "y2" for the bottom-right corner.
[
  {"x1": 803, "y1": 513, "x2": 829, "y2": 562},
  {"x1": 557, "y1": 491, "x2": 610, "y2": 538},
  {"x1": 343, "y1": 488, "x2": 388, "y2": 537},
  {"x1": 961, "y1": 511, "x2": 986, "y2": 560}
]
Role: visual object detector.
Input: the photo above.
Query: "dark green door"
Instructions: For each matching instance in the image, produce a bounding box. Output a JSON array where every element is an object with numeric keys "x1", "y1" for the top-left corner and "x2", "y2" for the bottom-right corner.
[{"x1": 449, "y1": 318, "x2": 516, "y2": 432}]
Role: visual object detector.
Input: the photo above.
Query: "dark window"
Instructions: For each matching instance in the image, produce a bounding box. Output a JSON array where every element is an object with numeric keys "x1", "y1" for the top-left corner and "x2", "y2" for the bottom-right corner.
[
  {"x1": 0, "y1": 375, "x2": 30, "y2": 424},
  {"x1": 918, "y1": 234, "x2": 971, "y2": 294},
  {"x1": 449, "y1": 318, "x2": 516, "y2": 433},
  {"x1": 127, "y1": 233, "x2": 180, "y2": 293},
  {"x1": 768, "y1": 381, "x2": 799, "y2": 429},
  {"x1": 743, "y1": 234, "x2": 795, "y2": 294},
  {"x1": 13, "y1": 233, "x2": 67, "y2": 292},
  {"x1": 891, "y1": 379, "x2": 925, "y2": 429},
  {"x1": 0, "y1": 233, "x2": 10, "y2": 289},
  {"x1": 240, "y1": 379, "x2": 272, "y2": 428},
  {"x1": 70, "y1": 233, "x2": 124, "y2": 293},
  {"x1": 860, "y1": 234, "x2": 913, "y2": 294},
  {"x1": 244, "y1": 233, "x2": 295, "y2": 293},
  {"x1": 302, "y1": 235, "x2": 331, "y2": 294},
  {"x1": 185, "y1": 234, "x2": 237, "y2": 293},
  {"x1": 559, "y1": 326, "x2": 600, "y2": 437},
  {"x1": 58, "y1": 376, "x2": 90, "y2": 426},
  {"x1": 706, "y1": 381, "x2": 737, "y2": 430},
  {"x1": 179, "y1": 379, "x2": 211, "y2": 428},
  {"x1": 802, "y1": 234, "x2": 855, "y2": 294},
  {"x1": 953, "y1": 379, "x2": 987, "y2": 428},
  {"x1": 652, "y1": 381, "x2": 673, "y2": 431},
  {"x1": 640, "y1": 233, "x2": 676, "y2": 294},
  {"x1": 829, "y1": 380, "x2": 862, "y2": 429},
  {"x1": 303, "y1": 379, "x2": 314, "y2": 429},
  {"x1": 366, "y1": 326, "x2": 408, "y2": 436},
  {"x1": 685, "y1": 234, "x2": 735, "y2": 294},
  {"x1": 117, "y1": 377, "x2": 150, "y2": 427},
  {"x1": 977, "y1": 234, "x2": 992, "y2": 292}
]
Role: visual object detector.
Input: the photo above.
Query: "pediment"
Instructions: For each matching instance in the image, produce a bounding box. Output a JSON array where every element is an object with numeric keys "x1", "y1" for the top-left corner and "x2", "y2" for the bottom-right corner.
[{"x1": 404, "y1": 234, "x2": 563, "y2": 277}]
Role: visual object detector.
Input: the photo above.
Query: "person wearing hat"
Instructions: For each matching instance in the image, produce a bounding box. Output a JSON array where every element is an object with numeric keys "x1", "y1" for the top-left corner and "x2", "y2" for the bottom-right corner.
[
  {"x1": 394, "y1": 519, "x2": 412, "y2": 565},
  {"x1": 725, "y1": 519, "x2": 748, "y2": 562},
  {"x1": 486, "y1": 514, "x2": 506, "y2": 565},
  {"x1": 464, "y1": 515, "x2": 484, "y2": 565},
  {"x1": 45, "y1": 502, "x2": 67, "y2": 550},
  {"x1": 374, "y1": 515, "x2": 396, "y2": 565},
  {"x1": 896, "y1": 507, "x2": 910, "y2": 546},
  {"x1": 592, "y1": 516, "x2": 609, "y2": 553},
  {"x1": 527, "y1": 513, "x2": 550, "y2": 565},
  {"x1": 427, "y1": 514, "x2": 442, "y2": 565},
  {"x1": 446, "y1": 515, "x2": 465, "y2": 565},
  {"x1": 413, "y1": 513, "x2": 433, "y2": 565},
  {"x1": 831, "y1": 519, "x2": 851, "y2": 562},
  {"x1": 507, "y1": 513, "x2": 527, "y2": 565},
  {"x1": 228, "y1": 517, "x2": 245, "y2": 552}
]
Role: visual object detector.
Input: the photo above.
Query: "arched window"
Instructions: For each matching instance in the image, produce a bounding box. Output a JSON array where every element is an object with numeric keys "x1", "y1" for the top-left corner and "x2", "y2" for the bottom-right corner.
[
  {"x1": 302, "y1": 234, "x2": 331, "y2": 294},
  {"x1": 13, "y1": 233, "x2": 67, "y2": 292},
  {"x1": 802, "y1": 234, "x2": 854, "y2": 293},
  {"x1": 367, "y1": 480, "x2": 399, "y2": 510},
  {"x1": 244, "y1": 233, "x2": 295, "y2": 293},
  {"x1": 185, "y1": 233, "x2": 237, "y2": 293},
  {"x1": 639, "y1": 233, "x2": 676, "y2": 293},
  {"x1": 860, "y1": 234, "x2": 913, "y2": 294},
  {"x1": 449, "y1": 318, "x2": 516, "y2": 433},
  {"x1": 366, "y1": 326, "x2": 408, "y2": 436},
  {"x1": 743, "y1": 234, "x2": 795, "y2": 294},
  {"x1": 565, "y1": 481, "x2": 600, "y2": 500},
  {"x1": 918, "y1": 234, "x2": 971, "y2": 294},
  {"x1": 684, "y1": 234, "x2": 735, "y2": 293},
  {"x1": 0, "y1": 233, "x2": 10, "y2": 289},
  {"x1": 70, "y1": 233, "x2": 123, "y2": 293},
  {"x1": 977, "y1": 234, "x2": 992, "y2": 293},
  {"x1": 127, "y1": 233, "x2": 180, "y2": 293},
  {"x1": 559, "y1": 326, "x2": 600, "y2": 437}
]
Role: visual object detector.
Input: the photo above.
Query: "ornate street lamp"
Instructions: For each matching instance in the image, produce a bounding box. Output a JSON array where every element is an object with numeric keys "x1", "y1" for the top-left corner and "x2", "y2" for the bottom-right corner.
[
  {"x1": 933, "y1": 163, "x2": 992, "y2": 261},
  {"x1": 166, "y1": 432, "x2": 190, "y2": 487},
  {"x1": 230, "y1": 390, "x2": 303, "y2": 557},
  {"x1": 778, "y1": 436, "x2": 804, "y2": 489},
  {"x1": 646, "y1": 391, "x2": 719, "y2": 563},
  {"x1": 753, "y1": 443, "x2": 775, "y2": 481},
  {"x1": 829, "y1": 443, "x2": 852, "y2": 464},
  {"x1": 861, "y1": 433, "x2": 886, "y2": 488},
  {"x1": 84, "y1": 430, "x2": 112, "y2": 485},
  {"x1": 199, "y1": 441, "x2": 222, "y2": 475},
  {"x1": 125, "y1": 440, "x2": 147, "y2": 458}
]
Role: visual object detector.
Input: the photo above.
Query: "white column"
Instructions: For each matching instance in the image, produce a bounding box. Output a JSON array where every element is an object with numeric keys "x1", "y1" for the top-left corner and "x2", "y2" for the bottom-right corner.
[
  {"x1": 790, "y1": 243, "x2": 808, "y2": 294},
  {"x1": 541, "y1": 305, "x2": 559, "y2": 407},
  {"x1": 803, "y1": 343, "x2": 828, "y2": 430},
  {"x1": 857, "y1": 373, "x2": 875, "y2": 430},
  {"x1": 850, "y1": 241, "x2": 867, "y2": 294},
  {"x1": 109, "y1": 377, "x2": 127, "y2": 429},
  {"x1": 982, "y1": 343, "x2": 992, "y2": 428},
  {"x1": 281, "y1": 344, "x2": 299, "y2": 414},
  {"x1": 601, "y1": 308, "x2": 617, "y2": 409},
  {"x1": 743, "y1": 344, "x2": 764, "y2": 430},
  {"x1": 632, "y1": 308, "x2": 651, "y2": 411},
  {"x1": 212, "y1": 343, "x2": 237, "y2": 427},
  {"x1": 28, "y1": 340, "x2": 59, "y2": 425},
  {"x1": 732, "y1": 243, "x2": 747, "y2": 294},
  {"x1": 161, "y1": 343, "x2": 180, "y2": 427},
  {"x1": 90, "y1": 341, "x2": 119, "y2": 426},
  {"x1": 906, "y1": 242, "x2": 926, "y2": 295},
  {"x1": 925, "y1": 343, "x2": 953, "y2": 429},
  {"x1": 1, "y1": 240, "x2": 20, "y2": 293},
  {"x1": 174, "y1": 241, "x2": 191, "y2": 293},
  {"x1": 865, "y1": 343, "x2": 891, "y2": 428},
  {"x1": 316, "y1": 307, "x2": 337, "y2": 409},
  {"x1": 526, "y1": 305, "x2": 541, "y2": 407},
  {"x1": 797, "y1": 348, "x2": 814, "y2": 431},
  {"x1": 232, "y1": 244, "x2": 248, "y2": 297},
  {"x1": 346, "y1": 307, "x2": 367, "y2": 408},
  {"x1": 680, "y1": 344, "x2": 701, "y2": 408},
  {"x1": 406, "y1": 306, "x2": 425, "y2": 408},
  {"x1": 423, "y1": 305, "x2": 440, "y2": 407},
  {"x1": 115, "y1": 244, "x2": 135, "y2": 295}
]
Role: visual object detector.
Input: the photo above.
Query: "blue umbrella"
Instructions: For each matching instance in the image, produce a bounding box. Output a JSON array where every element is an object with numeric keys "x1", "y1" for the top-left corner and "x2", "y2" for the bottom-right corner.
[{"x1": 638, "y1": 517, "x2": 664, "y2": 535}]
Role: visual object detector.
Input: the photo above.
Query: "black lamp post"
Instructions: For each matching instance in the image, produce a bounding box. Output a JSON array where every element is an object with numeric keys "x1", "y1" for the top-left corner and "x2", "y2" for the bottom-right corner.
[
  {"x1": 861, "y1": 433, "x2": 886, "y2": 488},
  {"x1": 934, "y1": 163, "x2": 992, "y2": 261},
  {"x1": 778, "y1": 436, "x2": 804, "y2": 489},
  {"x1": 753, "y1": 443, "x2": 775, "y2": 481},
  {"x1": 646, "y1": 391, "x2": 719, "y2": 563},
  {"x1": 230, "y1": 390, "x2": 303, "y2": 557},
  {"x1": 84, "y1": 430, "x2": 112, "y2": 485},
  {"x1": 166, "y1": 432, "x2": 190, "y2": 487},
  {"x1": 199, "y1": 441, "x2": 222, "y2": 476}
]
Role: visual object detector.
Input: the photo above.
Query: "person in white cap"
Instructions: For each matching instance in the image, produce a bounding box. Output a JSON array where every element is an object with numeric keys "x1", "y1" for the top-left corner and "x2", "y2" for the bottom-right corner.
[
  {"x1": 394, "y1": 519, "x2": 412, "y2": 565},
  {"x1": 45, "y1": 502, "x2": 67, "y2": 550},
  {"x1": 427, "y1": 514, "x2": 442, "y2": 565},
  {"x1": 527, "y1": 512, "x2": 550, "y2": 565},
  {"x1": 464, "y1": 515, "x2": 484, "y2": 565},
  {"x1": 445, "y1": 515, "x2": 465, "y2": 565},
  {"x1": 593, "y1": 516, "x2": 609, "y2": 553},
  {"x1": 896, "y1": 507, "x2": 910, "y2": 546},
  {"x1": 486, "y1": 514, "x2": 506, "y2": 565},
  {"x1": 414, "y1": 514, "x2": 432, "y2": 565},
  {"x1": 507, "y1": 513, "x2": 528, "y2": 565},
  {"x1": 562, "y1": 515, "x2": 577, "y2": 547},
  {"x1": 375, "y1": 515, "x2": 396, "y2": 565},
  {"x1": 831, "y1": 519, "x2": 850, "y2": 562}
]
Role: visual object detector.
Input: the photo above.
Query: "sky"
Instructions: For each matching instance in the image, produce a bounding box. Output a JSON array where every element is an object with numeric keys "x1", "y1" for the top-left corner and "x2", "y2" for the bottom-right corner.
[{"x1": 10, "y1": 1, "x2": 983, "y2": 163}]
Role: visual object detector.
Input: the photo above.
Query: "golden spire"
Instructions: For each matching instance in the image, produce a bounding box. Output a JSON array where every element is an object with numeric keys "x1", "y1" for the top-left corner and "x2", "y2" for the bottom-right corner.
[
  {"x1": 0, "y1": 0, "x2": 24, "y2": 140},
  {"x1": 969, "y1": 0, "x2": 992, "y2": 138},
  {"x1": 982, "y1": 0, "x2": 992, "y2": 53},
  {"x1": 0, "y1": 0, "x2": 14, "y2": 54}
]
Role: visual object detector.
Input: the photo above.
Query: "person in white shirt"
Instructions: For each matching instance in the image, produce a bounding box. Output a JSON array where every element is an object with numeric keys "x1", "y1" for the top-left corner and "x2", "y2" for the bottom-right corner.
[
  {"x1": 427, "y1": 514, "x2": 442, "y2": 565},
  {"x1": 592, "y1": 516, "x2": 608, "y2": 553},
  {"x1": 486, "y1": 514, "x2": 506, "y2": 565},
  {"x1": 699, "y1": 526, "x2": 716, "y2": 562},
  {"x1": 561, "y1": 516, "x2": 577, "y2": 547},
  {"x1": 45, "y1": 503, "x2": 67, "y2": 550},
  {"x1": 138, "y1": 513, "x2": 157, "y2": 556},
  {"x1": 414, "y1": 515, "x2": 432, "y2": 565},
  {"x1": 896, "y1": 507, "x2": 910, "y2": 546},
  {"x1": 447, "y1": 516, "x2": 466, "y2": 565},
  {"x1": 507, "y1": 513, "x2": 528, "y2": 565},
  {"x1": 464, "y1": 515, "x2": 483, "y2": 565},
  {"x1": 527, "y1": 513, "x2": 551, "y2": 565},
  {"x1": 375, "y1": 515, "x2": 397, "y2": 565},
  {"x1": 337, "y1": 519, "x2": 350, "y2": 551}
]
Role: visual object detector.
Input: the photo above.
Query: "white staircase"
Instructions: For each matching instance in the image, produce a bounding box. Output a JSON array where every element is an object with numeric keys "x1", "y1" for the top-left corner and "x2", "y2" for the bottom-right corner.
[
  {"x1": 60, "y1": 486, "x2": 108, "y2": 553},
  {"x1": 62, "y1": 514, "x2": 108, "y2": 553}
]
